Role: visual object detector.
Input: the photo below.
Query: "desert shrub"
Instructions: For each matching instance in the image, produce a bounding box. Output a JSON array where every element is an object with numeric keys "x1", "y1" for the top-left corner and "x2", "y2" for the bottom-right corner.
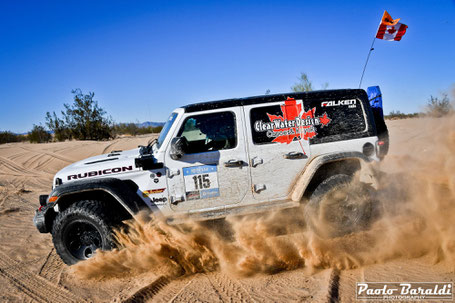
[
  {"x1": 0, "y1": 131, "x2": 21, "y2": 144},
  {"x1": 28, "y1": 125, "x2": 52, "y2": 143},
  {"x1": 113, "y1": 123, "x2": 163, "y2": 136},
  {"x1": 46, "y1": 89, "x2": 113, "y2": 141},
  {"x1": 291, "y1": 72, "x2": 329, "y2": 92},
  {"x1": 385, "y1": 111, "x2": 420, "y2": 120},
  {"x1": 426, "y1": 94, "x2": 453, "y2": 117},
  {"x1": 113, "y1": 123, "x2": 140, "y2": 136}
]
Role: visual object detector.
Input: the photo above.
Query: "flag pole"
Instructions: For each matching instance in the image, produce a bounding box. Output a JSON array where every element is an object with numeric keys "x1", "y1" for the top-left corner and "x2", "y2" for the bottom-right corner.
[{"x1": 358, "y1": 36, "x2": 377, "y2": 88}]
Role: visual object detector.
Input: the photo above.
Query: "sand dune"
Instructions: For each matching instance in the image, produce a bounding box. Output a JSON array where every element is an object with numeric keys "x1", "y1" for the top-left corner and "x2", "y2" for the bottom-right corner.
[{"x1": 0, "y1": 119, "x2": 454, "y2": 302}]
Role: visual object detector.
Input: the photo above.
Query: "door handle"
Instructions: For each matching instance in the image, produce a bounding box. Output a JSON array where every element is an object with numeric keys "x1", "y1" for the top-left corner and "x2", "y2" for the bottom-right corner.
[
  {"x1": 283, "y1": 152, "x2": 307, "y2": 159},
  {"x1": 170, "y1": 195, "x2": 184, "y2": 205},
  {"x1": 224, "y1": 159, "x2": 245, "y2": 167}
]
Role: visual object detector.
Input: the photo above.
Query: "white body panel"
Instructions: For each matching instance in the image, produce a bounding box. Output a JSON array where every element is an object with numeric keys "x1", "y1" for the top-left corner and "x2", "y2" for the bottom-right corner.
[
  {"x1": 243, "y1": 101, "x2": 311, "y2": 201},
  {"x1": 164, "y1": 107, "x2": 251, "y2": 213}
]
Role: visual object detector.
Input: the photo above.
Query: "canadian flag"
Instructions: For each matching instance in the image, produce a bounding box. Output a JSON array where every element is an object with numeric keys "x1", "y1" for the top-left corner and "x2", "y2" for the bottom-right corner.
[{"x1": 376, "y1": 11, "x2": 408, "y2": 41}]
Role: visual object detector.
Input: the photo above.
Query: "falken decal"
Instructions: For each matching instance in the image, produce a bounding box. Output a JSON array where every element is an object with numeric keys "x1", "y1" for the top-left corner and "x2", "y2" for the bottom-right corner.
[
  {"x1": 322, "y1": 99, "x2": 357, "y2": 108},
  {"x1": 142, "y1": 188, "x2": 166, "y2": 197},
  {"x1": 254, "y1": 97, "x2": 331, "y2": 144}
]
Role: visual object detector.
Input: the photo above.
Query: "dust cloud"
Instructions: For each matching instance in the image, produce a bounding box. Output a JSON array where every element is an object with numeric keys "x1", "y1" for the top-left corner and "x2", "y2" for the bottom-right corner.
[{"x1": 72, "y1": 115, "x2": 455, "y2": 280}]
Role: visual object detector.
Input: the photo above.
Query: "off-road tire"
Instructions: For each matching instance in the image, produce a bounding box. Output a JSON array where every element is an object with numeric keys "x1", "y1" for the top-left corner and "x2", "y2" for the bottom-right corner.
[
  {"x1": 51, "y1": 200, "x2": 116, "y2": 265},
  {"x1": 304, "y1": 174, "x2": 375, "y2": 238}
]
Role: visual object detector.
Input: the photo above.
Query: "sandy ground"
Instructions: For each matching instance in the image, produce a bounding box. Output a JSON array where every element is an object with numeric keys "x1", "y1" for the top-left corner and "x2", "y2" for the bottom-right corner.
[{"x1": 0, "y1": 119, "x2": 454, "y2": 302}]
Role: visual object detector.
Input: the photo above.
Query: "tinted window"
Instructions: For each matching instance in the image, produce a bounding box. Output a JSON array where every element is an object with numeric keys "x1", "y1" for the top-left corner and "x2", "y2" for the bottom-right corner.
[
  {"x1": 250, "y1": 98, "x2": 366, "y2": 145},
  {"x1": 178, "y1": 112, "x2": 237, "y2": 154},
  {"x1": 309, "y1": 98, "x2": 366, "y2": 144}
]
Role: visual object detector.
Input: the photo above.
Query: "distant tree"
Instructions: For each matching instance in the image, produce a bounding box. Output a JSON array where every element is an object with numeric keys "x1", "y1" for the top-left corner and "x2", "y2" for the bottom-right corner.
[
  {"x1": 113, "y1": 123, "x2": 139, "y2": 137},
  {"x1": 291, "y1": 72, "x2": 313, "y2": 92},
  {"x1": 291, "y1": 72, "x2": 329, "y2": 92},
  {"x1": 28, "y1": 125, "x2": 51, "y2": 143},
  {"x1": 46, "y1": 89, "x2": 112, "y2": 141},
  {"x1": 265, "y1": 89, "x2": 271, "y2": 95},
  {"x1": 426, "y1": 94, "x2": 453, "y2": 117},
  {"x1": 113, "y1": 123, "x2": 163, "y2": 137}
]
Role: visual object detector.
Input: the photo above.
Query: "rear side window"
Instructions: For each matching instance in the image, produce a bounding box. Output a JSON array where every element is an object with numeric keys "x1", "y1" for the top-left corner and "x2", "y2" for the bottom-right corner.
[
  {"x1": 309, "y1": 98, "x2": 366, "y2": 144},
  {"x1": 250, "y1": 98, "x2": 367, "y2": 145},
  {"x1": 178, "y1": 111, "x2": 237, "y2": 154}
]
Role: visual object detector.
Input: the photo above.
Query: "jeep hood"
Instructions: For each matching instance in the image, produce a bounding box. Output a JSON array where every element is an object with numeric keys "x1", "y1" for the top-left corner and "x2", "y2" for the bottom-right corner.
[{"x1": 54, "y1": 148, "x2": 141, "y2": 186}]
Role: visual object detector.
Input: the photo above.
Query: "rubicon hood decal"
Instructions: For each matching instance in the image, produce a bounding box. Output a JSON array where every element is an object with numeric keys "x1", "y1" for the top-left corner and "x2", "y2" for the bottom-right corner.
[
  {"x1": 254, "y1": 97, "x2": 331, "y2": 144},
  {"x1": 67, "y1": 165, "x2": 133, "y2": 180}
]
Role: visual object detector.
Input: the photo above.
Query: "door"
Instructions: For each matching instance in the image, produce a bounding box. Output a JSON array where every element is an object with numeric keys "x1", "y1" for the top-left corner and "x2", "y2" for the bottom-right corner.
[
  {"x1": 244, "y1": 97, "x2": 315, "y2": 200},
  {"x1": 165, "y1": 108, "x2": 250, "y2": 212}
]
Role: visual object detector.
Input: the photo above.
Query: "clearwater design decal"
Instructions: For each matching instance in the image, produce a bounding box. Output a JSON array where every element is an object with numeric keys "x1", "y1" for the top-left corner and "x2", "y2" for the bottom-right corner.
[
  {"x1": 183, "y1": 165, "x2": 220, "y2": 200},
  {"x1": 254, "y1": 97, "x2": 331, "y2": 144}
]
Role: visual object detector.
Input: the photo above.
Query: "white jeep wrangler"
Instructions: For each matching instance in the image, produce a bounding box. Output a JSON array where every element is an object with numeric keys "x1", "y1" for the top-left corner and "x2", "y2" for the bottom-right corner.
[{"x1": 34, "y1": 89, "x2": 388, "y2": 265}]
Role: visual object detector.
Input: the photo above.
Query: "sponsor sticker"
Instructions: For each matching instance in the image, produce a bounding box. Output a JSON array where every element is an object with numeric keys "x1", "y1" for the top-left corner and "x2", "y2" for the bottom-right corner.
[
  {"x1": 253, "y1": 97, "x2": 331, "y2": 144},
  {"x1": 356, "y1": 282, "x2": 453, "y2": 301},
  {"x1": 321, "y1": 99, "x2": 357, "y2": 108},
  {"x1": 183, "y1": 165, "x2": 220, "y2": 200},
  {"x1": 142, "y1": 188, "x2": 166, "y2": 197},
  {"x1": 150, "y1": 197, "x2": 167, "y2": 205}
]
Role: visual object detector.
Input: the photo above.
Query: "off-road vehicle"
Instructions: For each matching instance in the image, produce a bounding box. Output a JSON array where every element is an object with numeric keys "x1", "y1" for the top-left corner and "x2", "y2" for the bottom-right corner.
[{"x1": 34, "y1": 88, "x2": 388, "y2": 265}]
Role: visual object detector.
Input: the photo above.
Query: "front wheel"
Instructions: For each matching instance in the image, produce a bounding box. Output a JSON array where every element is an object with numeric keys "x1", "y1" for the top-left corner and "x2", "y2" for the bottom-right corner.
[
  {"x1": 51, "y1": 200, "x2": 115, "y2": 265},
  {"x1": 304, "y1": 174, "x2": 375, "y2": 238}
]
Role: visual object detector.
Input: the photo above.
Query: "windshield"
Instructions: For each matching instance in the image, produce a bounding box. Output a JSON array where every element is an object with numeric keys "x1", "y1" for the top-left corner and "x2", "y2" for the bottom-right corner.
[{"x1": 157, "y1": 112, "x2": 178, "y2": 149}]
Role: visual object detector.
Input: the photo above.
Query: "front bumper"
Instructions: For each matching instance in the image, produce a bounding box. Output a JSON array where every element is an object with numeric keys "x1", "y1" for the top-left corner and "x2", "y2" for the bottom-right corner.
[{"x1": 33, "y1": 203, "x2": 55, "y2": 233}]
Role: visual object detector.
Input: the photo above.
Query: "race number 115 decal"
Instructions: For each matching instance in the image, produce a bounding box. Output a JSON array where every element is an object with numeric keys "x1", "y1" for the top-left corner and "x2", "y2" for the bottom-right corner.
[{"x1": 183, "y1": 165, "x2": 220, "y2": 200}]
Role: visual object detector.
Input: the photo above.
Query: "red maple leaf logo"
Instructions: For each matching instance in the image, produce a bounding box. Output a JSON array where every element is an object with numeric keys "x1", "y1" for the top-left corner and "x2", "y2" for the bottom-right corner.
[
  {"x1": 387, "y1": 26, "x2": 396, "y2": 34},
  {"x1": 266, "y1": 97, "x2": 330, "y2": 144},
  {"x1": 319, "y1": 113, "x2": 331, "y2": 127}
]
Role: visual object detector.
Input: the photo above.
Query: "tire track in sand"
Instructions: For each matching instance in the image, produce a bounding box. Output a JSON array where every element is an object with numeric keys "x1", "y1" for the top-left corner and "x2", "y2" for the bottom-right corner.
[
  {"x1": 206, "y1": 272, "x2": 257, "y2": 302},
  {"x1": 121, "y1": 276, "x2": 170, "y2": 303},
  {"x1": 0, "y1": 251, "x2": 84, "y2": 303},
  {"x1": 0, "y1": 156, "x2": 48, "y2": 177},
  {"x1": 327, "y1": 268, "x2": 340, "y2": 303},
  {"x1": 19, "y1": 146, "x2": 75, "y2": 163},
  {"x1": 38, "y1": 248, "x2": 64, "y2": 284}
]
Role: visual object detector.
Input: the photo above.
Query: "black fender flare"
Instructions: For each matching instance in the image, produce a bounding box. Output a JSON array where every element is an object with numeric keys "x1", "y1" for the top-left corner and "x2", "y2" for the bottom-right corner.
[
  {"x1": 49, "y1": 178, "x2": 148, "y2": 216},
  {"x1": 290, "y1": 152, "x2": 373, "y2": 202}
]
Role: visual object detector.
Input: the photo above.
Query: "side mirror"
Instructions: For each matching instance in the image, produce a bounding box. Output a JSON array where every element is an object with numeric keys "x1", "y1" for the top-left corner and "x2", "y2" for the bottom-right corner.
[
  {"x1": 170, "y1": 137, "x2": 189, "y2": 160},
  {"x1": 135, "y1": 154, "x2": 164, "y2": 170}
]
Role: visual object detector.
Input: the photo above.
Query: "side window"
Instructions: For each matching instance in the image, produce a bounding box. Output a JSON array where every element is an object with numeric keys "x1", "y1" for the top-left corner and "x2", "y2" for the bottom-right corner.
[
  {"x1": 309, "y1": 98, "x2": 366, "y2": 144},
  {"x1": 250, "y1": 98, "x2": 367, "y2": 145},
  {"x1": 177, "y1": 111, "x2": 237, "y2": 154}
]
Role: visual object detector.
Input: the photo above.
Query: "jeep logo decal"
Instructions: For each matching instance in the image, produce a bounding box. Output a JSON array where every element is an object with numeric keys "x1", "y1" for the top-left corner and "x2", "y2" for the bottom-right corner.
[
  {"x1": 151, "y1": 197, "x2": 167, "y2": 204},
  {"x1": 67, "y1": 166, "x2": 133, "y2": 180}
]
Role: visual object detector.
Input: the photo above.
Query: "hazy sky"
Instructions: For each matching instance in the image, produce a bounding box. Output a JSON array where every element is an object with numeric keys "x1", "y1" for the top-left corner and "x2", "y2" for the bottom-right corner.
[{"x1": 1, "y1": 0, "x2": 454, "y2": 133}]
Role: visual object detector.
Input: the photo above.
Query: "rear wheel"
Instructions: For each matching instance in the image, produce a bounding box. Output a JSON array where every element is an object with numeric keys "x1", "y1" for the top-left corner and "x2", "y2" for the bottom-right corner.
[
  {"x1": 304, "y1": 174, "x2": 375, "y2": 238},
  {"x1": 51, "y1": 200, "x2": 115, "y2": 265}
]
